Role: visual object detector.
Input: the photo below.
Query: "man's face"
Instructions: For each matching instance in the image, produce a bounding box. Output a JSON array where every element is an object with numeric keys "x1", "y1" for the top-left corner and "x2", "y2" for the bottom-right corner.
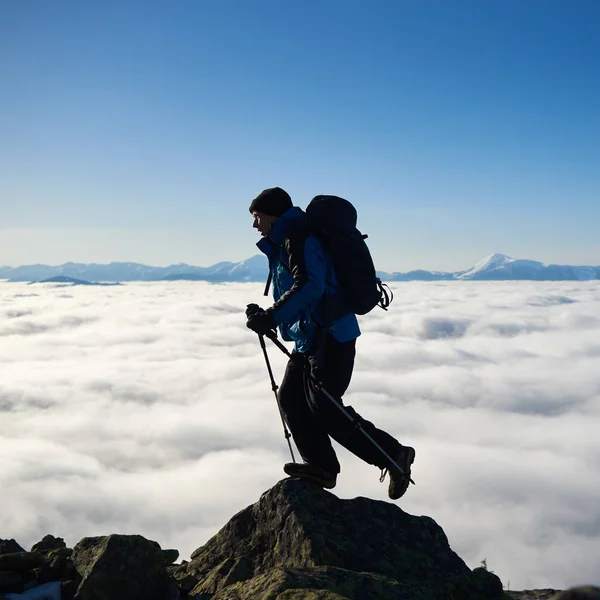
[{"x1": 252, "y1": 211, "x2": 277, "y2": 236}]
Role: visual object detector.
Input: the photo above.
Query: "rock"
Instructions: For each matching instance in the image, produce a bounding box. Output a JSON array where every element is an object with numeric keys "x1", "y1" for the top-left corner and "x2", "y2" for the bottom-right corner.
[
  {"x1": 72, "y1": 534, "x2": 167, "y2": 600},
  {"x1": 61, "y1": 580, "x2": 77, "y2": 600},
  {"x1": 0, "y1": 542, "x2": 25, "y2": 556},
  {"x1": 0, "y1": 555, "x2": 48, "y2": 575},
  {"x1": 30, "y1": 536, "x2": 66, "y2": 557},
  {"x1": 189, "y1": 557, "x2": 255, "y2": 598},
  {"x1": 553, "y1": 587, "x2": 600, "y2": 600},
  {"x1": 163, "y1": 578, "x2": 181, "y2": 600},
  {"x1": 185, "y1": 478, "x2": 505, "y2": 600},
  {"x1": 162, "y1": 549, "x2": 179, "y2": 565},
  {"x1": 470, "y1": 566, "x2": 505, "y2": 597},
  {"x1": 0, "y1": 571, "x2": 23, "y2": 593},
  {"x1": 33, "y1": 552, "x2": 75, "y2": 585},
  {"x1": 191, "y1": 565, "x2": 430, "y2": 600},
  {"x1": 506, "y1": 590, "x2": 562, "y2": 600},
  {"x1": 167, "y1": 565, "x2": 197, "y2": 593}
]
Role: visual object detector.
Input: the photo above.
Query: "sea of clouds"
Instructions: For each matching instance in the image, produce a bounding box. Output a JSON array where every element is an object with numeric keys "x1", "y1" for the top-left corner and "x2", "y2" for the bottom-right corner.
[{"x1": 1, "y1": 280, "x2": 600, "y2": 590}]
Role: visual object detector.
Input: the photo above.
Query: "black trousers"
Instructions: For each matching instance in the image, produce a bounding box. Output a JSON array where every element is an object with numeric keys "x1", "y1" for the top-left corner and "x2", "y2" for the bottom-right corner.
[{"x1": 278, "y1": 334, "x2": 401, "y2": 475}]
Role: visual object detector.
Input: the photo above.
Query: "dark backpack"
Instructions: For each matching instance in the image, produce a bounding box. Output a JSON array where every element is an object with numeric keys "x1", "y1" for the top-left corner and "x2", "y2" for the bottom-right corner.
[{"x1": 305, "y1": 195, "x2": 393, "y2": 316}]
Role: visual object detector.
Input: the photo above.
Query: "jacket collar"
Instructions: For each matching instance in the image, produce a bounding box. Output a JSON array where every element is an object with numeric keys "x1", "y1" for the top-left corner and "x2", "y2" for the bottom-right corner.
[{"x1": 256, "y1": 206, "x2": 304, "y2": 256}]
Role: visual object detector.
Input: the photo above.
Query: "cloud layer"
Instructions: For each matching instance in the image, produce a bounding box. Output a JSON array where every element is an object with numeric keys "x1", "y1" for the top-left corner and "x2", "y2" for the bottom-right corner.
[{"x1": 2, "y1": 280, "x2": 599, "y2": 590}]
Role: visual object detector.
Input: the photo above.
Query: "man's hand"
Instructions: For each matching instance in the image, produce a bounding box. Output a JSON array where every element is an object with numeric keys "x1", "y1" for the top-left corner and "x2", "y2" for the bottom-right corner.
[
  {"x1": 246, "y1": 308, "x2": 277, "y2": 336},
  {"x1": 245, "y1": 303, "x2": 262, "y2": 319}
]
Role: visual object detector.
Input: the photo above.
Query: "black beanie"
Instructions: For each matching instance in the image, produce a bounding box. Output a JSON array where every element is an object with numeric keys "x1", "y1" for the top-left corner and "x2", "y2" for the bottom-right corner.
[{"x1": 249, "y1": 187, "x2": 292, "y2": 217}]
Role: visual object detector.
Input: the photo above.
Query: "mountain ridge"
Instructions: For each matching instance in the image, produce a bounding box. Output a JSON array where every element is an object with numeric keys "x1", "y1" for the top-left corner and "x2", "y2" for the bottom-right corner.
[{"x1": 1, "y1": 253, "x2": 599, "y2": 283}]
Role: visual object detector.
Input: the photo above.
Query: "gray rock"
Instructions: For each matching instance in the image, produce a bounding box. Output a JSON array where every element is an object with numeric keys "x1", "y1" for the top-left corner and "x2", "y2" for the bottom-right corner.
[
  {"x1": 163, "y1": 578, "x2": 181, "y2": 600},
  {"x1": 506, "y1": 590, "x2": 562, "y2": 600},
  {"x1": 30, "y1": 536, "x2": 66, "y2": 557},
  {"x1": 0, "y1": 541, "x2": 25, "y2": 556},
  {"x1": 0, "y1": 554, "x2": 48, "y2": 574},
  {"x1": 162, "y1": 549, "x2": 179, "y2": 565},
  {"x1": 554, "y1": 587, "x2": 600, "y2": 600},
  {"x1": 185, "y1": 478, "x2": 505, "y2": 600},
  {"x1": 72, "y1": 534, "x2": 167, "y2": 600},
  {"x1": 167, "y1": 565, "x2": 196, "y2": 593},
  {"x1": 0, "y1": 571, "x2": 23, "y2": 592}
]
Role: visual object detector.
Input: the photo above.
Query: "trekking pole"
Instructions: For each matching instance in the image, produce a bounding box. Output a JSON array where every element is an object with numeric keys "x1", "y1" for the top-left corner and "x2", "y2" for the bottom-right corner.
[
  {"x1": 263, "y1": 331, "x2": 414, "y2": 485},
  {"x1": 258, "y1": 333, "x2": 296, "y2": 463}
]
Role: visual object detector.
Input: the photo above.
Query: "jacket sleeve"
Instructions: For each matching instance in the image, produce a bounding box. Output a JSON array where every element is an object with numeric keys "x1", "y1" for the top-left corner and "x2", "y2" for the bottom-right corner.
[{"x1": 268, "y1": 231, "x2": 327, "y2": 326}]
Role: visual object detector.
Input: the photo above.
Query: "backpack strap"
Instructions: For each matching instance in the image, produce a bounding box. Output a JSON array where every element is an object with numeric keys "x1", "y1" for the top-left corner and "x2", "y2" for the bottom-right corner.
[
  {"x1": 377, "y1": 280, "x2": 393, "y2": 310},
  {"x1": 263, "y1": 270, "x2": 273, "y2": 297},
  {"x1": 263, "y1": 258, "x2": 291, "y2": 297},
  {"x1": 262, "y1": 235, "x2": 288, "y2": 297}
]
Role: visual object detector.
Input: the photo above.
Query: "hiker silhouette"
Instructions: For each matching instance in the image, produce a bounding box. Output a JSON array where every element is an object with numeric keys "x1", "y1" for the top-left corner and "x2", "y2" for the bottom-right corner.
[{"x1": 246, "y1": 187, "x2": 415, "y2": 499}]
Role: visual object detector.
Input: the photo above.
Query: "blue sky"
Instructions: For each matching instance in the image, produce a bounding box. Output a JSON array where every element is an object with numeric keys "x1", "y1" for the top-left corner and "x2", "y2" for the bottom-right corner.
[{"x1": 1, "y1": 0, "x2": 599, "y2": 271}]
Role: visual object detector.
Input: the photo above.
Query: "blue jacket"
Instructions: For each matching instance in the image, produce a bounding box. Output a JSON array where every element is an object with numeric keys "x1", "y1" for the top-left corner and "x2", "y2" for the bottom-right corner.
[{"x1": 257, "y1": 206, "x2": 360, "y2": 353}]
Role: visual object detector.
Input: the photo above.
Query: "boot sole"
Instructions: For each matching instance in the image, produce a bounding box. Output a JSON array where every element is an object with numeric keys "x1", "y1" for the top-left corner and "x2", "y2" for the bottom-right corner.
[
  {"x1": 287, "y1": 474, "x2": 337, "y2": 489},
  {"x1": 283, "y1": 464, "x2": 337, "y2": 489}
]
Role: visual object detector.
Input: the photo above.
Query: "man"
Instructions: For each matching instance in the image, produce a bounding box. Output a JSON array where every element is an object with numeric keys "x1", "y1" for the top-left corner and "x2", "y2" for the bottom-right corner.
[{"x1": 246, "y1": 186, "x2": 415, "y2": 500}]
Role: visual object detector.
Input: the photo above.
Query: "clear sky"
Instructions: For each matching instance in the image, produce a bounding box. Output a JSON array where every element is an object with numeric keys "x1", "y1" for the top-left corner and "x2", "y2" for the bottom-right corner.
[{"x1": 1, "y1": 0, "x2": 599, "y2": 272}]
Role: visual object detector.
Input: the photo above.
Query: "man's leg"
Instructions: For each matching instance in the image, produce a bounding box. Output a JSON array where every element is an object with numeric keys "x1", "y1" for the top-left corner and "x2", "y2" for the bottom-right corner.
[
  {"x1": 307, "y1": 336, "x2": 405, "y2": 470},
  {"x1": 278, "y1": 352, "x2": 341, "y2": 476}
]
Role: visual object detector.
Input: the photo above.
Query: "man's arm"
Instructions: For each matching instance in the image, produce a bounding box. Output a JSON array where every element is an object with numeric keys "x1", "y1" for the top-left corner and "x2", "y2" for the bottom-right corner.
[{"x1": 268, "y1": 230, "x2": 327, "y2": 326}]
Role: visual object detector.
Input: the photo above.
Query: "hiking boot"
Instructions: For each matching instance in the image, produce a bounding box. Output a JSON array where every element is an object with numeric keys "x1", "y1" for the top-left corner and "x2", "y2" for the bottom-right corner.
[
  {"x1": 283, "y1": 462, "x2": 337, "y2": 489},
  {"x1": 387, "y1": 446, "x2": 416, "y2": 500}
]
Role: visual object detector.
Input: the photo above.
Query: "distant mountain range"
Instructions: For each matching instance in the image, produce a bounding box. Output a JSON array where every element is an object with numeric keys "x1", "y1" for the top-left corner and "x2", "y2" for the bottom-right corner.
[
  {"x1": 28, "y1": 276, "x2": 123, "y2": 287},
  {"x1": 382, "y1": 253, "x2": 600, "y2": 282},
  {"x1": 1, "y1": 254, "x2": 599, "y2": 283}
]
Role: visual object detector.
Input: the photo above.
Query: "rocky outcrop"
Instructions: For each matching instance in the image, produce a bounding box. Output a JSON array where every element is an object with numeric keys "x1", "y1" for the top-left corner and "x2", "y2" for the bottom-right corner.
[
  {"x1": 0, "y1": 534, "x2": 179, "y2": 600},
  {"x1": 2, "y1": 478, "x2": 582, "y2": 600},
  {"x1": 0, "y1": 542, "x2": 25, "y2": 556},
  {"x1": 179, "y1": 478, "x2": 504, "y2": 599},
  {"x1": 0, "y1": 535, "x2": 74, "y2": 599}
]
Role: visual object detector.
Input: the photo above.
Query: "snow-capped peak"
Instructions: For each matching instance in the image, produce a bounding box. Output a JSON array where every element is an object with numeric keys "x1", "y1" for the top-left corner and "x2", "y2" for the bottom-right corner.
[
  {"x1": 459, "y1": 253, "x2": 514, "y2": 278},
  {"x1": 474, "y1": 253, "x2": 513, "y2": 270}
]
